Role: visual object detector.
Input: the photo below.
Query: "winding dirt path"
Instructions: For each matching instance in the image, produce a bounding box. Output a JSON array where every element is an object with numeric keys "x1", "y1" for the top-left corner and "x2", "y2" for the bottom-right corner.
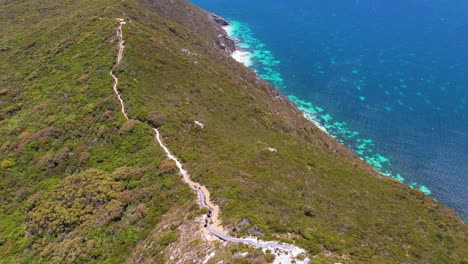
[
  {"x1": 110, "y1": 19, "x2": 128, "y2": 120},
  {"x1": 110, "y1": 18, "x2": 224, "y2": 234},
  {"x1": 153, "y1": 127, "x2": 224, "y2": 234},
  {"x1": 110, "y1": 18, "x2": 308, "y2": 263}
]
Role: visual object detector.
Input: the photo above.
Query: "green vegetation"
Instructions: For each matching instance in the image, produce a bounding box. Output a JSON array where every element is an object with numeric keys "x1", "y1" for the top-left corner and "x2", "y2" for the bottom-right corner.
[
  {"x1": 0, "y1": 0, "x2": 466, "y2": 263},
  {"x1": 158, "y1": 231, "x2": 178, "y2": 247},
  {"x1": 264, "y1": 250, "x2": 276, "y2": 263},
  {"x1": 0, "y1": 0, "x2": 193, "y2": 262}
]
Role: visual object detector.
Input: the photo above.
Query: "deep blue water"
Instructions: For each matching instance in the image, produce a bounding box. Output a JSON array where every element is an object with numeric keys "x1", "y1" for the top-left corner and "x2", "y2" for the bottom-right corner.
[{"x1": 191, "y1": 0, "x2": 468, "y2": 220}]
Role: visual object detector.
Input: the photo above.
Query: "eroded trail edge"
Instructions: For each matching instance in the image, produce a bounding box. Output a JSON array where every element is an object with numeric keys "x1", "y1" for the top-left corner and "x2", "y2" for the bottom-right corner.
[{"x1": 110, "y1": 18, "x2": 308, "y2": 263}]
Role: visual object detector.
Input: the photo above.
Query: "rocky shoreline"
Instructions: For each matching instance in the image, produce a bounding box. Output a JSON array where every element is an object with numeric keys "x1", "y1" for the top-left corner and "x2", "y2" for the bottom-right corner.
[{"x1": 210, "y1": 13, "x2": 237, "y2": 53}]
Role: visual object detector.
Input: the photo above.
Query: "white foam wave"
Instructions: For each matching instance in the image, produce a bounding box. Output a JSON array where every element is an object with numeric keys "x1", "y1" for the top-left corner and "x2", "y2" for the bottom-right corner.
[
  {"x1": 232, "y1": 50, "x2": 253, "y2": 67},
  {"x1": 303, "y1": 112, "x2": 328, "y2": 133},
  {"x1": 222, "y1": 25, "x2": 233, "y2": 36}
]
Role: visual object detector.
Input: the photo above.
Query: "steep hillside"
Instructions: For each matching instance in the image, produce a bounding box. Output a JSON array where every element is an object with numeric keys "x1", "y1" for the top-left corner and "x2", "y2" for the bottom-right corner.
[{"x1": 0, "y1": 0, "x2": 466, "y2": 263}]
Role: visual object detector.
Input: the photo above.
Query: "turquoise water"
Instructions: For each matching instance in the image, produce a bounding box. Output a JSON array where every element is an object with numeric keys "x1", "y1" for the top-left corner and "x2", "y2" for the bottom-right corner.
[
  {"x1": 192, "y1": 0, "x2": 468, "y2": 220},
  {"x1": 225, "y1": 20, "x2": 431, "y2": 194},
  {"x1": 225, "y1": 21, "x2": 284, "y2": 88}
]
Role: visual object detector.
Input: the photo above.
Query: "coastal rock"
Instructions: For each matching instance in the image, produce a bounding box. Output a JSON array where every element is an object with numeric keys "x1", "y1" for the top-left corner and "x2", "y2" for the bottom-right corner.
[
  {"x1": 216, "y1": 34, "x2": 236, "y2": 53},
  {"x1": 210, "y1": 13, "x2": 230, "y2": 26},
  {"x1": 210, "y1": 13, "x2": 237, "y2": 52}
]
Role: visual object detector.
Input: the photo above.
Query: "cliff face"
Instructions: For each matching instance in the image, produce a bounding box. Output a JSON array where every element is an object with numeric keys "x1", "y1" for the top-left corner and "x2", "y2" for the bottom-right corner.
[
  {"x1": 0, "y1": 0, "x2": 466, "y2": 263},
  {"x1": 134, "y1": 0, "x2": 236, "y2": 52}
]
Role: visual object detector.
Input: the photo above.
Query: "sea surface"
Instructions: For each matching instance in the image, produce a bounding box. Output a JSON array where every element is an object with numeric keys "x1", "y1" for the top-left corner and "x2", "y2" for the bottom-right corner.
[{"x1": 191, "y1": 0, "x2": 468, "y2": 220}]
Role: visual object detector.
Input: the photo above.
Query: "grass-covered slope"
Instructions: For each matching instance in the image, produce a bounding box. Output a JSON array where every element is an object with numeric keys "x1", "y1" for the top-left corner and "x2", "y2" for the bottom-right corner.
[
  {"x1": 1, "y1": 0, "x2": 466, "y2": 263},
  {"x1": 0, "y1": 1, "x2": 198, "y2": 262}
]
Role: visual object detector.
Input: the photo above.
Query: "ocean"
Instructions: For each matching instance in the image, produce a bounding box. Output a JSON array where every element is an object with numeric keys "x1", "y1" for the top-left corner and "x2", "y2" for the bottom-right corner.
[{"x1": 190, "y1": 0, "x2": 468, "y2": 220}]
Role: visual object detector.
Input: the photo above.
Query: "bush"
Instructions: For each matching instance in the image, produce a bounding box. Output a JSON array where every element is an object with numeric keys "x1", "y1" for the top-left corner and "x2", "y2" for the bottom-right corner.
[
  {"x1": 27, "y1": 169, "x2": 123, "y2": 236},
  {"x1": 147, "y1": 111, "x2": 167, "y2": 128},
  {"x1": 1, "y1": 159, "x2": 16, "y2": 169},
  {"x1": 120, "y1": 119, "x2": 142, "y2": 133},
  {"x1": 264, "y1": 252, "x2": 275, "y2": 263},
  {"x1": 159, "y1": 158, "x2": 177, "y2": 174},
  {"x1": 303, "y1": 206, "x2": 315, "y2": 217},
  {"x1": 158, "y1": 231, "x2": 178, "y2": 246}
]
